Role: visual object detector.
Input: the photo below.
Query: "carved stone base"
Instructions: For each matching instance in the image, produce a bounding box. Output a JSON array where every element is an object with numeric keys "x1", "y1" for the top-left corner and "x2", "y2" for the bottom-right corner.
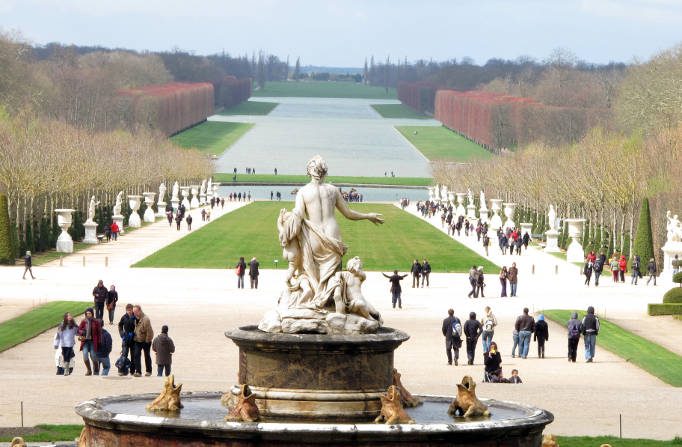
[
  {"x1": 225, "y1": 326, "x2": 409, "y2": 421},
  {"x1": 83, "y1": 222, "x2": 98, "y2": 244}
]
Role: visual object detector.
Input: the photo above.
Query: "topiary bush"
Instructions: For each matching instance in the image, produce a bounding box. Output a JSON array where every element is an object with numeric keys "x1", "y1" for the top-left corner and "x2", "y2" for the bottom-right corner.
[
  {"x1": 633, "y1": 198, "x2": 655, "y2": 265},
  {"x1": 648, "y1": 303, "x2": 682, "y2": 315},
  {"x1": 0, "y1": 194, "x2": 14, "y2": 265},
  {"x1": 672, "y1": 272, "x2": 682, "y2": 286},
  {"x1": 663, "y1": 287, "x2": 682, "y2": 303}
]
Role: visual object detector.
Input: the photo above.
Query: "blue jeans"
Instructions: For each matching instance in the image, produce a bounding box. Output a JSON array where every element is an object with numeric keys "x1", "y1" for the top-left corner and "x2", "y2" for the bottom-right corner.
[
  {"x1": 98, "y1": 355, "x2": 110, "y2": 376},
  {"x1": 511, "y1": 331, "x2": 519, "y2": 357},
  {"x1": 81, "y1": 340, "x2": 97, "y2": 363},
  {"x1": 481, "y1": 331, "x2": 493, "y2": 353},
  {"x1": 157, "y1": 364, "x2": 171, "y2": 376},
  {"x1": 584, "y1": 333, "x2": 597, "y2": 360},
  {"x1": 518, "y1": 330, "x2": 532, "y2": 358},
  {"x1": 510, "y1": 282, "x2": 518, "y2": 297}
]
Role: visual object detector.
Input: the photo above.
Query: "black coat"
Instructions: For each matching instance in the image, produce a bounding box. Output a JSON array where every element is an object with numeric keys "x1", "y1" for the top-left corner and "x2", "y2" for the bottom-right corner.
[
  {"x1": 463, "y1": 319, "x2": 482, "y2": 341},
  {"x1": 384, "y1": 273, "x2": 406, "y2": 292},
  {"x1": 249, "y1": 260, "x2": 260, "y2": 277},
  {"x1": 484, "y1": 351, "x2": 502, "y2": 373},
  {"x1": 93, "y1": 286, "x2": 108, "y2": 303},
  {"x1": 442, "y1": 315, "x2": 461, "y2": 341},
  {"x1": 534, "y1": 320, "x2": 549, "y2": 342}
]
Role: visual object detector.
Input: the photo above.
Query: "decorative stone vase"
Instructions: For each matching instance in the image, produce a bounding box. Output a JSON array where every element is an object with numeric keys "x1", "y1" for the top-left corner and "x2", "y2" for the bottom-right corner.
[
  {"x1": 190, "y1": 185, "x2": 200, "y2": 209},
  {"x1": 143, "y1": 192, "x2": 156, "y2": 223},
  {"x1": 180, "y1": 187, "x2": 191, "y2": 211},
  {"x1": 55, "y1": 209, "x2": 75, "y2": 253},
  {"x1": 489, "y1": 199, "x2": 503, "y2": 230},
  {"x1": 455, "y1": 193, "x2": 466, "y2": 217},
  {"x1": 127, "y1": 195, "x2": 143, "y2": 228},
  {"x1": 520, "y1": 222, "x2": 533, "y2": 238},
  {"x1": 502, "y1": 203, "x2": 516, "y2": 230},
  {"x1": 565, "y1": 218, "x2": 586, "y2": 262}
]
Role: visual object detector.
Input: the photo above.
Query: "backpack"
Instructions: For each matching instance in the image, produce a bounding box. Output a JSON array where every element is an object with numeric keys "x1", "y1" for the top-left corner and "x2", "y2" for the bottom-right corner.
[
  {"x1": 568, "y1": 321, "x2": 581, "y2": 338},
  {"x1": 451, "y1": 318, "x2": 462, "y2": 338},
  {"x1": 483, "y1": 318, "x2": 495, "y2": 332}
]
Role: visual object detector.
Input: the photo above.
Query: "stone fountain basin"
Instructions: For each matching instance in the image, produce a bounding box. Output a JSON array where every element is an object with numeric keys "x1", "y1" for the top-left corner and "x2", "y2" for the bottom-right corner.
[{"x1": 75, "y1": 392, "x2": 553, "y2": 446}]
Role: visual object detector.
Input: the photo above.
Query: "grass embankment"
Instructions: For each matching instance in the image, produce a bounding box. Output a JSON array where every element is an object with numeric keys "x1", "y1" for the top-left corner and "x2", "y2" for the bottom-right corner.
[
  {"x1": 217, "y1": 100, "x2": 278, "y2": 115},
  {"x1": 0, "y1": 301, "x2": 91, "y2": 352},
  {"x1": 0, "y1": 424, "x2": 84, "y2": 443},
  {"x1": 556, "y1": 436, "x2": 681, "y2": 446},
  {"x1": 252, "y1": 81, "x2": 396, "y2": 99},
  {"x1": 134, "y1": 203, "x2": 496, "y2": 273},
  {"x1": 543, "y1": 309, "x2": 682, "y2": 387},
  {"x1": 397, "y1": 125, "x2": 493, "y2": 162},
  {"x1": 371, "y1": 104, "x2": 429, "y2": 119},
  {"x1": 171, "y1": 121, "x2": 253, "y2": 157},
  {"x1": 213, "y1": 173, "x2": 431, "y2": 187}
]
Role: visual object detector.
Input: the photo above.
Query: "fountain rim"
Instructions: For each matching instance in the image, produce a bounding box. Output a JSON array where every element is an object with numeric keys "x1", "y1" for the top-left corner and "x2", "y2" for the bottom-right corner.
[
  {"x1": 75, "y1": 392, "x2": 554, "y2": 437},
  {"x1": 225, "y1": 325, "x2": 411, "y2": 347}
]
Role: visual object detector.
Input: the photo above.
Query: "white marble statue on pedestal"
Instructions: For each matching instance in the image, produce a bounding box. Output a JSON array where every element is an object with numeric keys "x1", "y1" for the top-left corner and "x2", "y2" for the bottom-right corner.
[
  {"x1": 544, "y1": 204, "x2": 560, "y2": 252},
  {"x1": 83, "y1": 196, "x2": 100, "y2": 244},
  {"x1": 113, "y1": 191, "x2": 123, "y2": 217},
  {"x1": 157, "y1": 183, "x2": 167, "y2": 218},
  {"x1": 200, "y1": 179, "x2": 207, "y2": 205},
  {"x1": 662, "y1": 210, "x2": 682, "y2": 283},
  {"x1": 171, "y1": 182, "x2": 180, "y2": 202}
]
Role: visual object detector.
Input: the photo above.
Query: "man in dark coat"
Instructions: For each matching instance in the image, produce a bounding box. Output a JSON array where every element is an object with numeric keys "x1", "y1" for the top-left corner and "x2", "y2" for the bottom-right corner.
[
  {"x1": 534, "y1": 315, "x2": 549, "y2": 358},
  {"x1": 410, "y1": 259, "x2": 422, "y2": 288},
  {"x1": 117, "y1": 304, "x2": 136, "y2": 375},
  {"x1": 421, "y1": 259, "x2": 431, "y2": 287},
  {"x1": 382, "y1": 270, "x2": 408, "y2": 309},
  {"x1": 92, "y1": 280, "x2": 108, "y2": 320},
  {"x1": 249, "y1": 257, "x2": 260, "y2": 289},
  {"x1": 463, "y1": 312, "x2": 482, "y2": 365},
  {"x1": 441, "y1": 309, "x2": 462, "y2": 365}
]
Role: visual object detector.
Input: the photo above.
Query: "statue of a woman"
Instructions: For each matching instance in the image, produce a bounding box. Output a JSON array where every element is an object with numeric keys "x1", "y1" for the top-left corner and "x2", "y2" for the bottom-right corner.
[
  {"x1": 113, "y1": 191, "x2": 123, "y2": 216},
  {"x1": 548, "y1": 205, "x2": 557, "y2": 231},
  {"x1": 87, "y1": 196, "x2": 99, "y2": 223},
  {"x1": 158, "y1": 183, "x2": 167, "y2": 202},
  {"x1": 171, "y1": 181, "x2": 179, "y2": 201}
]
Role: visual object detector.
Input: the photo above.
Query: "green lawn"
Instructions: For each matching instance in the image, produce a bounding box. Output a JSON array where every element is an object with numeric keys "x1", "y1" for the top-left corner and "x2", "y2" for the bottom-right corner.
[
  {"x1": 30, "y1": 242, "x2": 89, "y2": 266},
  {"x1": 252, "y1": 81, "x2": 396, "y2": 99},
  {"x1": 397, "y1": 125, "x2": 493, "y2": 162},
  {"x1": 0, "y1": 424, "x2": 83, "y2": 442},
  {"x1": 556, "y1": 436, "x2": 681, "y2": 447},
  {"x1": 171, "y1": 121, "x2": 254, "y2": 156},
  {"x1": 371, "y1": 104, "x2": 429, "y2": 119},
  {"x1": 542, "y1": 309, "x2": 682, "y2": 387},
  {"x1": 213, "y1": 173, "x2": 432, "y2": 187},
  {"x1": 0, "y1": 301, "x2": 91, "y2": 352},
  {"x1": 217, "y1": 101, "x2": 279, "y2": 116},
  {"x1": 133, "y1": 203, "x2": 496, "y2": 273}
]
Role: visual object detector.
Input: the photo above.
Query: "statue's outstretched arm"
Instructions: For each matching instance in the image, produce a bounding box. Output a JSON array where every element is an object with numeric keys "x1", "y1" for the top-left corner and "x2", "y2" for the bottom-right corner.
[{"x1": 335, "y1": 189, "x2": 384, "y2": 224}]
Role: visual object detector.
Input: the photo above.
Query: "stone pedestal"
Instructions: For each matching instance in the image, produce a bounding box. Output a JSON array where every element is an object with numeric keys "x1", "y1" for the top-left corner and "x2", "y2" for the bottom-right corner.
[
  {"x1": 455, "y1": 193, "x2": 466, "y2": 217},
  {"x1": 156, "y1": 202, "x2": 167, "y2": 218},
  {"x1": 226, "y1": 326, "x2": 409, "y2": 422},
  {"x1": 661, "y1": 241, "x2": 682, "y2": 284},
  {"x1": 502, "y1": 202, "x2": 516, "y2": 231},
  {"x1": 143, "y1": 192, "x2": 156, "y2": 223},
  {"x1": 55, "y1": 209, "x2": 75, "y2": 253},
  {"x1": 544, "y1": 229, "x2": 560, "y2": 252},
  {"x1": 190, "y1": 185, "x2": 200, "y2": 209},
  {"x1": 565, "y1": 218, "x2": 586, "y2": 262},
  {"x1": 489, "y1": 199, "x2": 503, "y2": 231},
  {"x1": 171, "y1": 199, "x2": 179, "y2": 213},
  {"x1": 479, "y1": 209, "x2": 489, "y2": 225},
  {"x1": 520, "y1": 222, "x2": 533, "y2": 238},
  {"x1": 128, "y1": 195, "x2": 142, "y2": 228},
  {"x1": 181, "y1": 187, "x2": 191, "y2": 211},
  {"x1": 83, "y1": 222, "x2": 98, "y2": 244},
  {"x1": 466, "y1": 204, "x2": 476, "y2": 219},
  {"x1": 112, "y1": 215, "x2": 124, "y2": 235}
]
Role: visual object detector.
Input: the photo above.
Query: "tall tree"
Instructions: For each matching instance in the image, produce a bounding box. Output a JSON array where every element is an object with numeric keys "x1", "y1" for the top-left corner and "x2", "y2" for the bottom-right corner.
[
  {"x1": 257, "y1": 51, "x2": 266, "y2": 89},
  {"x1": 0, "y1": 194, "x2": 14, "y2": 264},
  {"x1": 633, "y1": 197, "x2": 655, "y2": 266},
  {"x1": 363, "y1": 58, "x2": 368, "y2": 84},
  {"x1": 293, "y1": 57, "x2": 301, "y2": 81}
]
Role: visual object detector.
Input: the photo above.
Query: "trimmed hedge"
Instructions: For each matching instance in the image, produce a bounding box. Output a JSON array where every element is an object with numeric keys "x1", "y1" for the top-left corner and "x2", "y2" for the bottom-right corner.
[
  {"x1": 633, "y1": 198, "x2": 655, "y2": 266},
  {"x1": 0, "y1": 194, "x2": 14, "y2": 265},
  {"x1": 648, "y1": 303, "x2": 682, "y2": 316},
  {"x1": 672, "y1": 272, "x2": 682, "y2": 285},
  {"x1": 663, "y1": 286, "x2": 682, "y2": 303}
]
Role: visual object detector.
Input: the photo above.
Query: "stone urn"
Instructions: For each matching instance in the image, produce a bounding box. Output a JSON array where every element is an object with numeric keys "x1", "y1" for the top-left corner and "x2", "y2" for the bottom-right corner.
[
  {"x1": 156, "y1": 193, "x2": 167, "y2": 219},
  {"x1": 520, "y1": 222, "x2": 533, "y2": 239},
  {"x1": 489, "y1": 199, "x2": 503, "y2": 230},
  {"x1": 127, "y1": 195, "x2": 143, "y2": 228},
  {"x1": 180, "y1": 187, "x2": 191, "y2": 211},
  {"x1": 143, "y1": 192, "x2": 156, "y2": 223},
  {"x1": 190, "y1": 185, "x2": 200, "y2": 209},
  {"x1": 455, "y1": 193, "x2": 466, "y2": 217},
  {"x1": 502, "y1": 202, "x2": 516, "y2": 230},
  {"x1": 55, "y1": 209, "x2": 75, "y2": 253},
  {"x1": 565, "y1": 218, "x2": 586, "y2": 262}
]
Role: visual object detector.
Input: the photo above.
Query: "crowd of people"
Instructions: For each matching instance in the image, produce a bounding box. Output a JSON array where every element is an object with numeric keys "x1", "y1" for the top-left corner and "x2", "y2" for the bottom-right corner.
[
  {"x1": 53, "y1": 281, "x2": 175, "y2": 378},
  {"x1": 582, "y1": 250, "x2": 659, "y2": 287},
  {"x1": 441, "y1": 304, "x2": 601, "y2": 383}
]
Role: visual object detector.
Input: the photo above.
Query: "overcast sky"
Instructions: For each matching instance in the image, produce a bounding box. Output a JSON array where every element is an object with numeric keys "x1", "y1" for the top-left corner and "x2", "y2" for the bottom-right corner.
[{"x1": 1, "y1": 0, "x2": 681, "y2": 66}]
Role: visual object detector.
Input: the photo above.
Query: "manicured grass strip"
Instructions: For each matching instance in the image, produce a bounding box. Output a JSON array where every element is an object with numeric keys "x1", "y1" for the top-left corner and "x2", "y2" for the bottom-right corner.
[
  {"x1": 0, "y1": 301, "x2": 92, "y2": 352},
  {"x1": 213, "y1": 173, "x2": 432, "y2": 187},
  {"x1": 556, "y1": 436, "x2": 681, "y2": 446},
  {"x1": 0, "y1": 424, "x2": 84, "y2": 442},
  {"x1": 252, "y1": 81, "x2": 397, "y2": 99},
  {"x1": 397, "y1": 125, "x2": 493, "y2": 162},
  {"x1": 133, "y1": 202, "x2": 497, "y2": 273},
  {"x1": 171, "y1": 121, "x2": 254, "y2": 156},
  {"x1": 217, "y1": 100, "x2": 278, "y2": 116},
  {"x1": 30, "y1": 242, "x2": 89, "y2": 266},
  {"x1": 371, "y1": 104, "x2": 429, "y2": 119},
  {"x1": 543, "y1": 309, "x2": 682, "y2": 387}
]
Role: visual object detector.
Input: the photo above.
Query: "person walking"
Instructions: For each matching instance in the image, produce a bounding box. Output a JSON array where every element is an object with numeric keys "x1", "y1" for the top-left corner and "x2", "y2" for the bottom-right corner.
[
  {"x1": 480, "y1": 306, "x2": 497, "y2": 353},
  {"x1": 514, "y1": 308, "x2": 535, "y2": 359},
  {"x1": 132, "y1": 305, "x2": 154, "y2": 377},
  {"x1": 96, "y1": 323, "x2": 113, "y2": 376},
  {"x1": 92, "y1": 280, "x2": 108, "y2": 321},
  {"x1": 410, "y1": 259, "x2": 422, "y2": 288},
  {"x1": 54, "y1": 313, "x2": 77, "y2": 376},
  {"x1": 236, "y1": 257, "x2": 247, "y2": 289},
  {"x1": 581, "y1": 306, "x2": 600, "y2": 363},
  {"x1": 382, "y1": 270, "x2": 408, "y2": 309},
  {"x1": 77, "y1": 308, "x2": 101, "y2": 376},
  {"x1": 511, "y1": 329, "x2": 520, "y2": 358},
  {"x1": 482, "y1": 233, "x2": 490, "y2": 256},
  {"x1": 22, "y1": 250, "x2": 35, "y2": 280},
  {"x1": 499, "y1": 266, "x2": 508, "y2": 297},
  {"x1": 175, "y1": 214, "x2": 182, "y2": 231},
  {"x1": 105, "y1": 285, "x2": 118, "y2": 325},
  {"x1": 441, "y1": 309, "x2": 462, "y2": 366},
  {"x1": 534, "y1": 315, "x2": 549, "y2": 358},
  {"x1": 248, "y1": 257, "x2": 260, "y2": 289},
  {"x1": 110, "y1": 221, "x2": 119, "y2": 241},
  {"x1": 117, "y1": 304, "x2": 136, "y2": 375},
  {"x1": 593, "y1": 253, "x2": 605, "y2": 286},
  {"x1": 186, "y1": 214, "x2": 193, "y2": 231},
  {"x1": 646, "y1": 258, "x2": 657, "y2": 286},
  {"x1": 618, "y1": 255, "x2": 627, "y2": 283},
  {"x1": 610, "y1": 255, "x2": 619, "y2": 282},
  {"x1": 421, "y1": 259, "x2": 431, "y2": 287},
  {"x1": 467, "y1": 265, "x2": 479, "y2": 298},
  {"x1": 567, "y1": 311, "x2": 581, "y2": 362},
  {"x1": 166, "y1": 210, "x2": 173, "y2": 227},
  {"x1": 583, "y1": 260, "x2": 593, "y2": 286},
  {"x1": 463, "y1": 312, "x2": 482, "y2": 365},
  {"x1": 152, "y1": 325, "x2": 175, "y2": 377},
  {"x1": 476, "y1": 267, "x2": 486, "y2": 298},
  {"x1": 507, "y1": 262, "x2": 519, "y2": 297},
  {"x1": 631, "y1": 255, "x2": 641, "y2": 285}
]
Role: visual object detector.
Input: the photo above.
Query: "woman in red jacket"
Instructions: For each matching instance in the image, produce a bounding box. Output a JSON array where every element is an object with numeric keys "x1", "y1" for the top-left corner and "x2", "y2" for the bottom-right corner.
[
  {"x1": 78, "y1": 308, "x2": 102, "y2": 376},
  {"x1": 618, "y1": 255, "x2": 627, "y2": 283}
]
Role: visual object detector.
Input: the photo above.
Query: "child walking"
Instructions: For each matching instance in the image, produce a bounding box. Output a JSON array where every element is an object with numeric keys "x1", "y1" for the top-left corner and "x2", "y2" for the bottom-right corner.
[{"x1": 152, "y1": 325, "x2": 175, "y2": 377}]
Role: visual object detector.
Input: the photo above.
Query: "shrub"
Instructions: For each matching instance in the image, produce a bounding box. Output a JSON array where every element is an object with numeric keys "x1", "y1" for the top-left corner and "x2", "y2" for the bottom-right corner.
[
  {"x1": 648, "y1": 303, "x2": 682, "y2": 315},
  {"x1": 0, "y1": 194, "x2": 14, "y2": 265},
  {"x1": 633, "y1": 198, "x2": 655, "y2": 266},
  {"x1": 663, "y1": 287, "x2": 682, "y2": 303},
  {"x1": 672, "y1": 272, "x2": 682, "y2": 286}
]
